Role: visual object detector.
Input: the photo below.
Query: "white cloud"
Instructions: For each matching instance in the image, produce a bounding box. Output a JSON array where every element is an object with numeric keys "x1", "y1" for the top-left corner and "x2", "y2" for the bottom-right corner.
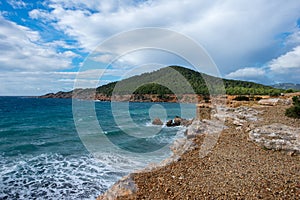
[
  {"x1": 226, "y1": 67, "x2": 266, "y2": 79},
  {"x1": 266, "y1": 46, "x2": 300, "y2": 83},
  {"x1": 0, "y1": 71, "x2": 73, "y2": 96},
  {"x1": 0, "y1": 15, "x2": 76, "y2": 71},
  {"x1": 286, "y1": 30, "x2": 300, "y2": 46},
  {"x1": 28, "y1": 0, "x2": 300, "y2": 73},
  {"x1": 225, "y1": 46, "x2": 300, "y2": 84},
  {"x1": 7, "y1": 0, "x2": 28, "y2": 9},
  {"x1": 0, "y1": 69, "x2": 108, "y2": 96},
  {"x1": 90, "y1": 53, "x2": 115, "y2": 63},
  {"x1": 269, "y1": 46, "x2": 300, "y2": 73},
  {"x1": 2, "y1": 0, "x2": 300, "y2": 95}
]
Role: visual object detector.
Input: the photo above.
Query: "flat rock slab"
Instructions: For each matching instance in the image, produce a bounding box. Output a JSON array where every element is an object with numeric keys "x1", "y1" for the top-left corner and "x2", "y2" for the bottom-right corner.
[{"x1": 249, "y1": 123, "x2": 300, "y2": 154}]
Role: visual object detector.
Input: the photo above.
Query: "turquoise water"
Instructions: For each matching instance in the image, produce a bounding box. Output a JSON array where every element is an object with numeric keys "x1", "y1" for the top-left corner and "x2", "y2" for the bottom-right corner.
[{"x1": 0, "y1": 97, "x2": 195, "y2": 199}]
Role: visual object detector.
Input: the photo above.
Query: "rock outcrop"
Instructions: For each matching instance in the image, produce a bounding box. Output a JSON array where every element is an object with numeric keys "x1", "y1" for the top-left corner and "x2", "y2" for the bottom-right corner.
[
  {"x1": 249, "y1": 123, "x2": 300, "y2": 154},
  {"x1": 165, "y1": 116, "x2": 193, "y2": 127},
  {"x1": 258, "y1": 98, "x2": 292, "y2": 106},
  {"x1": 213, "y1": 106, "x2": 262, "y2": 129},
  {"x1": 185, "y1": 119, "x2": 226, "y2": 139}
]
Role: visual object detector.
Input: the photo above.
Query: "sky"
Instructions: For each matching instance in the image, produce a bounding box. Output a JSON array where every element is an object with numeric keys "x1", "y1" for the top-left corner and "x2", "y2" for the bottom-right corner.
[{"x1": 0, "y1": 0, "x2": 300, "y2": 96}]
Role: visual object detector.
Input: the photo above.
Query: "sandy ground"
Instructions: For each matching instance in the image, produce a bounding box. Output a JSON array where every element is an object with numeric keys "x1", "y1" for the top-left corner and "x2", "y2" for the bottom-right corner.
[{"x1": 114, "y1": 106, "x2": 300, "y2": 199}]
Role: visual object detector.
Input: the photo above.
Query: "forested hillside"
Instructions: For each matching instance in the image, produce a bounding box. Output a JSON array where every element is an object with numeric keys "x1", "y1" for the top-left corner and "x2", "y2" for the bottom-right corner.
[
  {"x1": 96, "y1": 66, "x2": 283, "y2": 96},
  {"x1": 41, "y1": 66, "x2": 285, "y2": 99}
]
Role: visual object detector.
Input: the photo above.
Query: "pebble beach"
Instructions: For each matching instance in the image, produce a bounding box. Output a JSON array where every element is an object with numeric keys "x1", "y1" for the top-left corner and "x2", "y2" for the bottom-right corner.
[{"x1": 99, "y1": 105, "x2": 300, "y2": 199}]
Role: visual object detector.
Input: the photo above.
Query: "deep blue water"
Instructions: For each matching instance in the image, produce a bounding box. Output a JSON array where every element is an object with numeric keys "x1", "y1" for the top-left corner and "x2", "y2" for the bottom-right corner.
[{"x1": 0, "y1": 97, "x2": 195, "y2": 199}]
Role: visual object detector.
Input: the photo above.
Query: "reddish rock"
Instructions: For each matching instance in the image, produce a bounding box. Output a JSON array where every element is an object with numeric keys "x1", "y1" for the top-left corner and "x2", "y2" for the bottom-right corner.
[{"x1": 152, "y1": 118, "x2": 163, "y2": 125}]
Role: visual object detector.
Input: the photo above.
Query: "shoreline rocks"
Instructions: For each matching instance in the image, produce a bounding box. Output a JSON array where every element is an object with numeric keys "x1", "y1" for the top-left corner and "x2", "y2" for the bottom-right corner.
[
  {"x1": 152, "y1": 116, "x2": 193, "y2": 127},
  {"x1": 96, "y1": 174, "x2": 137, "y2": 200},
  {"x1": 165, "y1": 116, "x2": 193, "y2": 127}
]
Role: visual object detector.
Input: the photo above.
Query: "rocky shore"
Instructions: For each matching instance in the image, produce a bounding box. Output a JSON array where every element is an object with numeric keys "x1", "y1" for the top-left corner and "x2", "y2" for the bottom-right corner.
[
  {"x1": 39, "y1": 90, "x2": 200, "y2": 103},
  {"x1": 97, "y1": 104, "x2": 300, "y2": 200}
]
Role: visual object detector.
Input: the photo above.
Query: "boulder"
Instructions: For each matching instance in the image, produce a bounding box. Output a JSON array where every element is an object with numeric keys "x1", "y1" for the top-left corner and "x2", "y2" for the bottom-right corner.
[
  {"x1": 166, "y1": 120, "x2": 174, "y2": 127},
  {"x1": 173, "y1": 116, "x2": 181, "y2": 126},
  {"x1": 152, "y1": 118, "x2": 163, "y2": 125},
  {"x1": 258, "y1": 98, "x2": 280, "y2": 106},
  {"x1": 166, "y1": 117, "x2": 192, "y2": 127}
]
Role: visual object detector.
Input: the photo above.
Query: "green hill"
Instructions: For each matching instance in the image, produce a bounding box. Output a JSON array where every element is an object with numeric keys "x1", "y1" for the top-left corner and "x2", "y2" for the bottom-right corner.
[
  {"x1": 96, "y1": 66, "x2": 283, "y2": 96},
  {"x1": 41, "y1": 66, "x2": 285, "y2": 99}
]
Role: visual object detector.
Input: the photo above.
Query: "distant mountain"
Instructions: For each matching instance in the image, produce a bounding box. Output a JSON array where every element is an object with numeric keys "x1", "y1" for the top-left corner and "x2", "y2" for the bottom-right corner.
[
  {"x1": 40, "y1": 66, "x2": 285, "y2": 101},
  {"x1": 272, "y1": 83, "x2": 300, "y2": 91}
]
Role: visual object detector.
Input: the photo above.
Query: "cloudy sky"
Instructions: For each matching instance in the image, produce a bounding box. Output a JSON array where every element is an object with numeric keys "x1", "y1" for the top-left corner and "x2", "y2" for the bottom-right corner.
[{"x1": 1, "y1": 0, "x2": 300, "y2": 95}]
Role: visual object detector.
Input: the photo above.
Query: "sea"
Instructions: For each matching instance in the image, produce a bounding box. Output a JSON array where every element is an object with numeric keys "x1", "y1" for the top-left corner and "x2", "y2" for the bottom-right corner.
[{"x1": 0, "y1": 96, "x2": 195, "y2": 199}]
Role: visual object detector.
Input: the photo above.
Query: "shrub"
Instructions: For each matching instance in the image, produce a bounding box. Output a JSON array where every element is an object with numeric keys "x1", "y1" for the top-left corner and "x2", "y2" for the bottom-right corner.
[
  {"x1": 286, "y1": 89, "x2": 294, "y2": 93},
  {"x1": 285, "y1": 96, "x2": 300, "y2": 118}
]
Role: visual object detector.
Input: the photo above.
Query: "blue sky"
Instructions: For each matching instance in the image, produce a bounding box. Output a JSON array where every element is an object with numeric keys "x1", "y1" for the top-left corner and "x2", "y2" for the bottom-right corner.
[{"x1": 0, "y1": 0, "x2": 300, "y2": 95}]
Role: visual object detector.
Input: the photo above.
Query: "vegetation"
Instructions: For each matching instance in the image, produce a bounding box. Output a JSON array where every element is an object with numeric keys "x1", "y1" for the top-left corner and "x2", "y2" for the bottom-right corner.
[
  {"x1": 285, "y1": 96, "x2": 300, "y2": 118},
  {"x1": 96, "y1": 81, "x2": 117, "y2": 96},
  {"x1": 133, "y1": 83, "x2": 173, "y2": 95},
  {"x1": 95, "y1": 66, "x2": 285, "y2": 96}
]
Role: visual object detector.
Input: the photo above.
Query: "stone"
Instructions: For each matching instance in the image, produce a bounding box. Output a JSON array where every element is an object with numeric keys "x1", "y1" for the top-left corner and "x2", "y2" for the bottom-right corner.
[
  {"x1": 185, "y1": 120, "x2": 226, "y2": 138},
  {"x1": 258, "y1": 98, "x2": 280, "y2": 106},
  {"x1": 173, "y1": 116, "x2": 182, "y2": 126},
  {"x1": 165, "y1": 117, "x2": 192, "y2": 127},
  {"x1": 249, "y1": 123, "x2": 300, "y2": 154},
  {"x1": 152, "y1": 118, "x2": 163, "y2": 125},
  {"x1": 233, "y1": 119, "x2": 247, "y2": 126},
  {"x1": 166, "y1": 120, "x2": 173, "y2": 127}
]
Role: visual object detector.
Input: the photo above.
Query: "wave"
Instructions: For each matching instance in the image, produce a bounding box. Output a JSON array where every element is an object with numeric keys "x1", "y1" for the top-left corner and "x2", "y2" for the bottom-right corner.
[{"x1": 0, "y1": 153, "x2": 121, "y2": 200}]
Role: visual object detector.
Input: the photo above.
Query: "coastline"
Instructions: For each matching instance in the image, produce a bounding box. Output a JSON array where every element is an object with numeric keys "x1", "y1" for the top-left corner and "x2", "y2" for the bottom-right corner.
[{"x1": 97, "y1": 104, "x2": 300, "y2": 200}]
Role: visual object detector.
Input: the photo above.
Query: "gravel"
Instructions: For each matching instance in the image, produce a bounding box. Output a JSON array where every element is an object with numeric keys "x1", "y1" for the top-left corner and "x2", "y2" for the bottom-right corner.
[{"x1": 114, "y1": 106, "x2": 300, "y2": 200}]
